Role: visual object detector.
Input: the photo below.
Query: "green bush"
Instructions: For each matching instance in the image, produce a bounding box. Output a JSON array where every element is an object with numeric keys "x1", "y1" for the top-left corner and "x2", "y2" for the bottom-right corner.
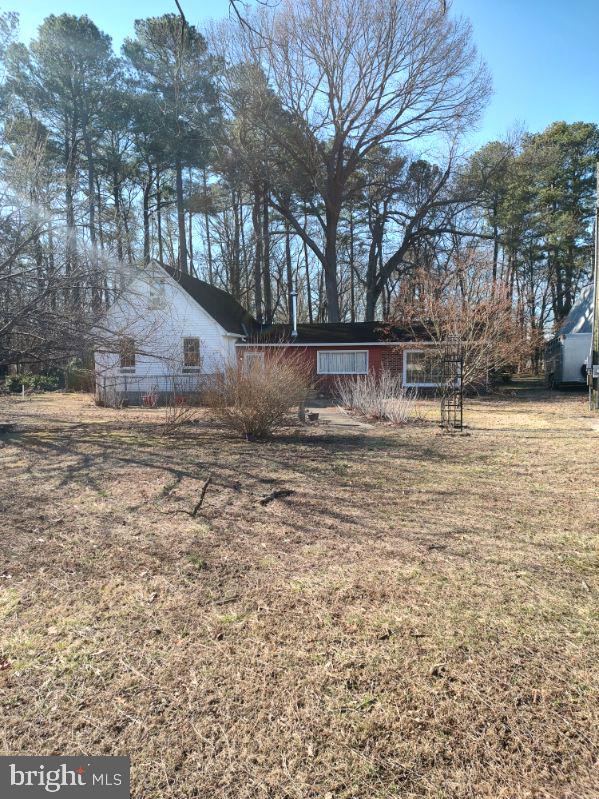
[{"x1": 4, "y1": 373, "x2": 59, "y2": 393}]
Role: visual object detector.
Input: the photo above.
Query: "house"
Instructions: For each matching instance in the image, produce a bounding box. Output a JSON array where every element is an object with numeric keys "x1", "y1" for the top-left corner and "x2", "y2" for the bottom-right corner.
[
  {"x1": 545, "y1": 284, "x2": 594, "y2": 388},
  {"x1": 94, "y1": 261, "x2": 435, "y2": 404},
  {"x1": 94, "y1": 261, "x2": 256, "y2": 405},
  {"x1": 237, "y1": 322, "x2": 437, "y2": 394}
]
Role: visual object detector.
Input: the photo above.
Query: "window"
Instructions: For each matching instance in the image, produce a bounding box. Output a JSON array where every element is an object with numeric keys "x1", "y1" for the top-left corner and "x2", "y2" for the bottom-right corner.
[
  {"x1": 317, "y1": 350, "x2": 368, "y2": 375},
  {"x1": 243, "y1": 352, "x2": 265, "y2": 373},
  {"x1": 403, "y1": 350, "x2": 442, "y2": 386},
  {"x1": 183, "y1": 337, "x2": 200, "y2": 370},
  {"x1": 119, "y1": 337, "x2": 135, "y2": 371},
  {"x1": 148, "y1": 279, "x2": 166, "y2": 309}
]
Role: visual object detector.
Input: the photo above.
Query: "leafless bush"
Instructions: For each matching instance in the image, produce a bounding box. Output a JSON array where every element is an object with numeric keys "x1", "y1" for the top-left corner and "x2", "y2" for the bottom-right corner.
[
  {"x1": 205, "y1": 352, "x2": 311, "y2": 439},
  {"x1": 335, "y1": 372, "x2": 417, "y2": 425},
  {"x1": 162, "y1": 376, "x2": 205, "y2": 433}
]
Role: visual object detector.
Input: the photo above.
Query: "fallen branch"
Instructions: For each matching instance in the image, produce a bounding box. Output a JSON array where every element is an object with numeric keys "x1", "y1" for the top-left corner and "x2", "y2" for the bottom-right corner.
[
  {"x1": 160, "y1": 476, "x2": 212, "y2": 517},
  {"x1": 191, "y1": 477, "x2": 212, "y2": 517},
  {"x1": 259, "y1": 488, "x2": 294, "y2": 506}
]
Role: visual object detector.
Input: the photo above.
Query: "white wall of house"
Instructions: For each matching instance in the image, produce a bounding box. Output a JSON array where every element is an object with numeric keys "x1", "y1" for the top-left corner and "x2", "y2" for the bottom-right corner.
[{"x1": 94, "y1": 264, "x2": 237, "y2": 395}]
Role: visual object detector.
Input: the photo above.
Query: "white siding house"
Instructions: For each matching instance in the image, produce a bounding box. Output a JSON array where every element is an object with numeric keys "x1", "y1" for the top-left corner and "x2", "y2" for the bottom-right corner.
[
  {"x1": 545, "y1": 284, "x2": 594, "y2": 388},
  {"x1": 94, "y1": 261, "x2": 254, "y2": 404}
]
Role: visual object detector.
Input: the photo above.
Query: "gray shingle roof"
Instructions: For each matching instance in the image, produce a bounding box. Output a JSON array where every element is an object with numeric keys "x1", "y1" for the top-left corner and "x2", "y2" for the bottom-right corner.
[
  {"x1": 161, "y1": 264, "x2": 257, "y2": 336},
  {"x1": 559, "y1": 285, "x2": 594, "y2": 335}
]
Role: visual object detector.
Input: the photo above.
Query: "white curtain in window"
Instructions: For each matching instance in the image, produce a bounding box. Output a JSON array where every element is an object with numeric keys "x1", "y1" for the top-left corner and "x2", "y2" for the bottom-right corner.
[{"x1": 317, "y1": 351, "x2": 368, "y2": 375}]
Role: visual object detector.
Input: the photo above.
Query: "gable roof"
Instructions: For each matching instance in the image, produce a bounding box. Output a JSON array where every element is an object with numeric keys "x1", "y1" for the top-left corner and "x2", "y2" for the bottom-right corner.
[
  {"x1": 243, "y1": 321, "x2": 431, "y2": 344},
  {"x1": 160, "y1": 263, "x2": 257, "y2": 336},
  {"x1": 559, "y1": 284, "x2": 594, "y2": 335}
]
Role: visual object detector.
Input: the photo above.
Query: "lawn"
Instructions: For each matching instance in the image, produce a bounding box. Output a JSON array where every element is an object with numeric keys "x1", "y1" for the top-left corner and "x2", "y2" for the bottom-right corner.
[{"x1": 0, "y1": 386, "x2": 598, "y2": 798}]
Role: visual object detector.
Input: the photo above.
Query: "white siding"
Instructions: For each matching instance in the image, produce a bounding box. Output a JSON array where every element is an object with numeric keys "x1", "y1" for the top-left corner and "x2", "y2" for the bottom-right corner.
[
  {"x1": 94, "y1": 264, "x2": 237, "y2": 393},
  {"x1": 561, "y1": 334, "x2": 592, "y2": 383}
]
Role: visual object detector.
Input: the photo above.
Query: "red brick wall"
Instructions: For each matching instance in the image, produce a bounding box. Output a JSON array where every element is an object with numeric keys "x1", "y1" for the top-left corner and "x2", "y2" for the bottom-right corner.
[
  {"x1": 237, "y1": 344, "x2": 407, "y2": 396},
  {"x1": 381, "y1": 346, "x2": 404, "y2": 375}
]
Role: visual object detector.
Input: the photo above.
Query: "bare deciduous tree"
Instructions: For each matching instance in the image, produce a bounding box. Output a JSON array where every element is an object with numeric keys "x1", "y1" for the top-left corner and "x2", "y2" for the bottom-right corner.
[
  {"x1": 237, "y1": 0, "x2": 490, "y2": 320},
  {"x1": 393, "y1": 254, "x2": 536, "y2": 390}
]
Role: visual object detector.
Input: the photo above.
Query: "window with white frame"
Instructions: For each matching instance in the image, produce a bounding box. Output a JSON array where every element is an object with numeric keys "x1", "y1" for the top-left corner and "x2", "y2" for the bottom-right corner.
[
  {"x1": 403, "y1": 349, "x2": 442, "y2": 386},
  {"x1": 119, "y1": 337, "x2": 135, "y2": 371},
  {"x1": 183, "y1": 337, "x2": 201, "y2": 370},
  {"x1": 243, "y1": 351, "x2": 265, "y2": 373},
  {"x1": 317, "y1": 350, "x2": 368, "y2": 375}
]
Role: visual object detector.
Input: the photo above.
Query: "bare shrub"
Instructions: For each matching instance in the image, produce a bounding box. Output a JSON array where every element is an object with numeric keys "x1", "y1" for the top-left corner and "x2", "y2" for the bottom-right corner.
[
  {"x1": 335, "y1": 372, "x2": 417, "y2": 425},
  {"x1": 162, "y1": 376, "x2": 204, "y2": 434},
  {"x1": 205, "y1": 352, "x2": 311, "y2": 440}
]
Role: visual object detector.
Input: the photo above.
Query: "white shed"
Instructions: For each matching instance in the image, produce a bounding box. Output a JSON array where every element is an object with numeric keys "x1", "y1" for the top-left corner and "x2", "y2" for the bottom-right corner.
[{"x1": 545, "y1": 284, "x2": 594, "y2": 388}]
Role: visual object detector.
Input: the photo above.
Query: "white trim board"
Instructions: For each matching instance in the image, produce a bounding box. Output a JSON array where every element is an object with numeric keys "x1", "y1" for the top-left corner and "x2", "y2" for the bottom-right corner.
[{"x1": 236, "y1": 341, "x2": 435, "y2": 347}]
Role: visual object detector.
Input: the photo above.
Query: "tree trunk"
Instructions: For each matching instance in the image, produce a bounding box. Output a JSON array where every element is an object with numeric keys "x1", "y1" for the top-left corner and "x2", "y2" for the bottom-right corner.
[
  {"x1": 64, "y1": 142, "x2": 77, "y2": 275},
  {"x1": 202, "y1": 169, "x2": 213, "y2": 283},
  {"x1": 364, "y1": 215, "x2": 384, "y2": 321},
  {"x1": 491, "y1": 200, "x2": 499, "y2": 282},
  {"x1": 349, "y1": 212, "x2": 356, "y2": 322},
  {"x1": 231, "y1": 190, "x2": 241, "y2": 299},
  {"x1": 113, "y1": 174, "x2": 124, "y2": 264},
  {"x1": 323, "y1": 205, "x2": 341, "y2": 321},
  {"x1": 82, "y1": 124, "x2": 96, "y2": 250},
  {"x1": 188, "y1": 208, "x2": 194, "y2": 275},
  {"x1": 251, "y1": 187, "x2": 263, "y2": 322},
  {"x1": 303, "y1": 213, "x2": 313, "y2": 324},
  {"x1": 156, "y1": 169, "x2": 164, "y2": 265},
  {"x1": 285, "y1": 218, "x2": 293, "y2": 322},
  {"x1": 95, "y1": 177, "x2": 105, "y2": 249},
  {"x1": 143, "y1": 174, "x2": 152, "y2": 264},
  {"x1": 188, "y1": 169, "x2": 194, "y2": 275},
  {"x1": 262, "y1": 186, "x2": 273, "y2": 324},
  {"x1": 47, "y1": 222, "x2": 56, "y2": 311},
  {"x1": 175, "y1": 158, "x2": 188, "y2": 273}
]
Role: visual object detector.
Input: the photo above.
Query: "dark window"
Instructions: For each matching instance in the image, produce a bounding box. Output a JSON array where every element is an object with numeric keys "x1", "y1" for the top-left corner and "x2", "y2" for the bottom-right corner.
[
  {"x1": 183, "y1": 337, "x2": 200, "y2": 369},
  {"x1": 120, "y1": 338, "x2": 135, "y2": 370}
]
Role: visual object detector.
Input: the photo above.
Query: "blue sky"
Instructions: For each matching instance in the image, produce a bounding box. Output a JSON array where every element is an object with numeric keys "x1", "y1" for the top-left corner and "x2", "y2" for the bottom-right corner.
[{"x1": 11, "y1": 0, "x2": 599, "y2": 148}]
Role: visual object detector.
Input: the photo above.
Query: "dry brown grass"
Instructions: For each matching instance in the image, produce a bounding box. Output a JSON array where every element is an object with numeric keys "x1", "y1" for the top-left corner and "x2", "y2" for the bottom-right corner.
[{"x1": 0, "y1": 384, "x2": 597, "y2": 798}]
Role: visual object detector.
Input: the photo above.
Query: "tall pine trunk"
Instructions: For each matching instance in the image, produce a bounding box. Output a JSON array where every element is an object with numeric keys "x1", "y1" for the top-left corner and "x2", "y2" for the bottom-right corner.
[
  {"x1": 143, "y1": 171, "x2": 152, "y2": 264},
  {"x1": 156, "y1": 169, "x2": 164, "y2": 265},
  {"x1": 202, "y1": 169, "x2": 213, "y2": 283},
  {"x1": 231, "y1": 190, "x2": 241, "y2": 299},
  {"x1": 262, "y1": 186, "x2": 272, "y2": 324},
  {"x1": 251, "y1": 186, "x2": 263, "y2": 322},
  {"x1": 175, "y1": 158, "x2": 188, "y2": 273}
]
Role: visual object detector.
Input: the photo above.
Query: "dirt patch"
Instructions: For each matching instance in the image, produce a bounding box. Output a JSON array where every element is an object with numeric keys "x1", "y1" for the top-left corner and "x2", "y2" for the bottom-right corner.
[{"x1": 0, "y1": 391, "x2": 597, "y2": 798}]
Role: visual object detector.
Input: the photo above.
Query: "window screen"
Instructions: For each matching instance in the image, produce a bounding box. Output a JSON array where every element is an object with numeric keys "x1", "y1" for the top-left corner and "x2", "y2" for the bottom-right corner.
[
  {"x1": 119, "y1": 337, "x2": 135, "y2": 370},
  {"x1": 404, "y1": 350, "x2": 442, "y2": 385},
  {"x1": 183, "y1": 337, "x2": 200, "y2": 368},
  {"x1": 317, "y1": 351, "x2": 368, "y2": 375},
  {"x1": 243, "y1": 352, "x2": 265, "y2": 373}
]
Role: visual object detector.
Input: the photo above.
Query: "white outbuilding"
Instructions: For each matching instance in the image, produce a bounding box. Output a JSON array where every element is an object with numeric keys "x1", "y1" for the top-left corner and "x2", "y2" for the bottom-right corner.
[{"x1": 545, "y1": 284, "x2": 594, "y2": 388}]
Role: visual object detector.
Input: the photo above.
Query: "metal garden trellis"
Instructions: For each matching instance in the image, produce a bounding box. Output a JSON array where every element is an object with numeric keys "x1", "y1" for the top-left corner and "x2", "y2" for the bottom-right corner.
[{"x1": 440, "y1": 335, "x2": 464, "y2": 431}]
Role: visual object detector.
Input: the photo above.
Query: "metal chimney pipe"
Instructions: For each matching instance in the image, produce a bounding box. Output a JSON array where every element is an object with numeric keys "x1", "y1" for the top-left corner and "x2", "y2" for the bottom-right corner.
[{"x1": 290, "y1": 286, "x2": 298, "y2": 338}]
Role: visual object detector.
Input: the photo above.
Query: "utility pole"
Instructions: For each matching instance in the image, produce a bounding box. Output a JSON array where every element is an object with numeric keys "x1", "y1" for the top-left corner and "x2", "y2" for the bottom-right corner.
[{"x1": 590, "y1": 162, "x2": 599, "y2": 410}]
